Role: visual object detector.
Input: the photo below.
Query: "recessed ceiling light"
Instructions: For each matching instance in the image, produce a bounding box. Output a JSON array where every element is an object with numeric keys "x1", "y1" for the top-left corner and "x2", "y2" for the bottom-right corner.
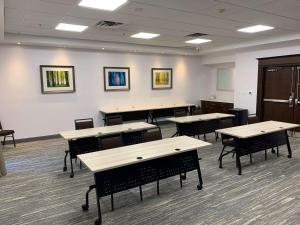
[
  {"x1": 185, "y1": 38, "x2": 212, "y2": 44},
  {"x1": 55, "y1": 23, "x2": 88, "y2": 32},
  {"x1": 102, "y1": 47, "x2": 105, "y2": 50},
  {"x1": 238, "y1": 25, "x2": 274, "y2": 33},
  {"x1": 131, "y1": 32, "x2": 160, "y2": 39},
  {"x1": 78, "y1": 0, "x2": 128, "y2": 11},
  {"x1": 17, "y1": 42, "x2": 21, "y2": 45}
]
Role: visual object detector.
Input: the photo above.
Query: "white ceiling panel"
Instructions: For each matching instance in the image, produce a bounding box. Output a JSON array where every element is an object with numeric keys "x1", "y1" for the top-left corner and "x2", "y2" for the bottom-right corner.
[{"x1": 3, "y1": 0, "x2": 300, "y2": 51}]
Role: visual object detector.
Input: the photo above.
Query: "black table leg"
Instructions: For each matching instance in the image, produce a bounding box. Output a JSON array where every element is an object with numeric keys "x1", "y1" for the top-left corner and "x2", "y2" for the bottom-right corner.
[
  {"x1": 234, "y1": 142, "x2": 242, "y2": 175},
  {"x1": 285, "y1": 131, "x2": 292, "y2": 158},
  {"x1": 196, "y1": 161, "x2": 203, "y2": 190},
  {"x1": 82, "y1": 185, "x2": 96, "y2": 211}
]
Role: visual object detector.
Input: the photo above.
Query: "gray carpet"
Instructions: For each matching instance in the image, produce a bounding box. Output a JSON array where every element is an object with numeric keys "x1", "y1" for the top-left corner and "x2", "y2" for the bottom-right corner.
[{"x1": 0, "y1": 124, "x2": 300, "y2": 225}]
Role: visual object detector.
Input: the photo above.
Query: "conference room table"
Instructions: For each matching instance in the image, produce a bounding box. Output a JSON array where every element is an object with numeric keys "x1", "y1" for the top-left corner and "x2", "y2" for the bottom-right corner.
[
  {"x1": 59, "y1": 122, "x2": 157, "y2": 177},
  {"x1": 216, "y1": 121, "x2": 299, "y2": 175},
  {"x1": 166, "y1": 113, "x2": 235, "y2": 138},
  {"x1": 78, "y1": 135, "x2": 211, "y2": 225},
  {"x1": 99, "y1": 103, "x2": 195, "y2": 123}
]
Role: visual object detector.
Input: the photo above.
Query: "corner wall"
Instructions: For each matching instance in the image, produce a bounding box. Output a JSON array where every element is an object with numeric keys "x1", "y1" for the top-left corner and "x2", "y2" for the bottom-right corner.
[
  {"x1": 0, "y1": 45, "x2": 211, "y2": 139},
  {"x1": 201, "y1": 45, "x2": 300, "y2": 114}
]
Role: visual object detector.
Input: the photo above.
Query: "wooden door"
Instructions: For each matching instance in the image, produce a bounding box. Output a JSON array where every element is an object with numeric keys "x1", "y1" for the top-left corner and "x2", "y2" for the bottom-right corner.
[
  {"x1": 294, "y1": 67, "x2": 300, "y2": 130},
  {"x1": 262, "y1": 66, "x2": 295, "y2": 123}
]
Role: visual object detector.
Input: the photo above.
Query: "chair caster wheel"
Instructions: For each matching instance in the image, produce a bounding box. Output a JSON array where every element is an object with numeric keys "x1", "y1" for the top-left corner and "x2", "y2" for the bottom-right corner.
[
  {"x1": 219, "y1": 165, "x2": 222, "y2": 169},
  {"x1": 288, "y1": 155, "x2": 292, "y2": 158},
  {"x1": 70, "y1": 174, "x2": 74, "y2": 178},
  {"x1": 271, "y1": 149, "x2": 275, "y2": 154},
  {"x1": 197, "y1": 184, "x2": 203, "y2": 190},
  {"x1": 95, "y1": 219, "x2": 100, "y2": 225},
  {"x1": 82, "y1": 204, "x2": 89, "y2": 211},
  {"x1": 63, "y1": 166, "x2": 67, "y2": 172}
]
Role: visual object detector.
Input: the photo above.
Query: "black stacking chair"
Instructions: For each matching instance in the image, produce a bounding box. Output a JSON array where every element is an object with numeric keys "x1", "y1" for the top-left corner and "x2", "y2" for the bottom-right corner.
[
  {"x1": 75, "y1": 118, "x2": 94, "y2": 129},
  {"x1": 218, "y1": 118, "x2": 255, "y2": 168},
  {"x1": 105, "y1": 115, "x2": 123, "y2": 126},
  {"x1": 82, "y1": 134, "x2": 124, "y2": 212},
  {"x1": 63, "y1": 118, "x2": 96, "y2": 177},
  {"x1": 174, "y1": 109, "x2": 187, "y2": 117},
  {"x1": 0, "y1": 121, "x2": 16, "y2": 147},
  {"x1": 172, "y1": 109, "x2": 188, "y2": 137},
  {"x1": 191, "y1": 107, "x2": 203, "y2": 115},
  {"x1": 99, "y1": 135, "x2": 124, "y2": 211}
]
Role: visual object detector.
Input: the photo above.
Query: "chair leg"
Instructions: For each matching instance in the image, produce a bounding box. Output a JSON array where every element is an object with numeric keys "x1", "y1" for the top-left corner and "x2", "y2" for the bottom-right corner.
[
  {"x1": 3, "y1": 136, "x2": 6, "y2": 146},
  {"x1": 265, "y1": 149, "x2": 267, "y2": 160},
  {"x1": 250, "y1": 154, "x2": 253, "y2": 164},
  {"x1": 179, "y1": 175, "x2": 183, "y2": 188},
  {"x1": 79, "y1": 160, "x2": 82, "y2": 169},
  {"x1": 218, "y1": 146, "x2": 226, "y2": 168},
  {"x1": 63, "y1": 150, "x2": 69, "y2": 171},
  {"x1": 276, "y1": 146, "x2": 279, "y2": 157},
  {"x1": 157, "y1": 180, "x2": 160, "y2": 195},
  {"x1": 12, "y1": 134, "x2": 16, "y2": 147},
  {"x1": 203, "y1": 134, "x2": 206, "y2": 141},
  {"x1": 70, "y1": 157, "x2": 74, "y2": 178}
]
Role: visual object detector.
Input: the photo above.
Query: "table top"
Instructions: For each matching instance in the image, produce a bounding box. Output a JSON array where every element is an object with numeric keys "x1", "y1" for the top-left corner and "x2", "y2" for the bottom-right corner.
[
  {"x1": 216, "y1": 121, "x2": 299, "y2": 139},
  {"x1": 78, "y1": 136, "x2": 211, "y2": 173},
  {"x1": 166, "y1": 113, "x2": 234, "y2": 123},
  {"x1": 99, "y1": 103, "x2": 195, "y2": 114},
  {"x1": 59, "y1": 122, "x2": 156, "y2": 140}
]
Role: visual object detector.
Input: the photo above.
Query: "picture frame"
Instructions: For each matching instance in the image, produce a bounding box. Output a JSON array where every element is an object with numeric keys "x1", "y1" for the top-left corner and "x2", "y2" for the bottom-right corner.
[
  {"x1": 103, "y1": 67, "x2": 130, "y2": 91},
  {"x1": 151, "y1": 68, "x2": 173, "y2": 90},
  {"x1": 40, "y1": 65, "x2": 75, "y2": 94}
]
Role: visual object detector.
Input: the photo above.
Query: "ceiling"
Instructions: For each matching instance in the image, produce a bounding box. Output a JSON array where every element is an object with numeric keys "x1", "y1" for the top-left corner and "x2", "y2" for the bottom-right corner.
[{"x1": 3, "y1": 0, "x2": 300, "y2": 54}]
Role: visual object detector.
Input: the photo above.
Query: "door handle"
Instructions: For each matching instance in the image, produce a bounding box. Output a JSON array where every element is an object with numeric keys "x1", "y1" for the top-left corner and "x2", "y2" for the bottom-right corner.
[{"x1": 289, "y1": 95, "x2": 294, "y2": 107}]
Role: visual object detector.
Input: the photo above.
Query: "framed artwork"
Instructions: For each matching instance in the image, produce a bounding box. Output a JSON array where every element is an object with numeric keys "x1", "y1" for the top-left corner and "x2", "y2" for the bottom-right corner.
[
  {"x1": 40, "y1": 65, "x2": 75, "y2": 94},
  {"x1": 103, "y1": 67, "x2": 130, "y2": 91},
  {"x1": 152, "y1": 68, "x2": 172, "y2": 90}
]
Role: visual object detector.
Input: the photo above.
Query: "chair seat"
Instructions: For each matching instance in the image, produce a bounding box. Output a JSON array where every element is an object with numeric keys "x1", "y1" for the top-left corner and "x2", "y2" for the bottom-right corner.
[
  {"x1": 0, "y1": 130, "x2": 15, "y2": 136},
  {"x1": 223, "y1": 139, "x2": 235, "y2": 147}
]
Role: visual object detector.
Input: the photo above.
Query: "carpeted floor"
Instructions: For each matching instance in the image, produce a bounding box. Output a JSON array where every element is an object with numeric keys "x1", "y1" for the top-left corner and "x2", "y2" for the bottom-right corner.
[{"x1": 0, "y1": 123, "x2": 299, "y2": 225}]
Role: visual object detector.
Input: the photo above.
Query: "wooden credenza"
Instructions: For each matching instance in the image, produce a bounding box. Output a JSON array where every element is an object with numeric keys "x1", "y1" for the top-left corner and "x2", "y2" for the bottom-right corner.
[{"x1": 201, "y1": 100, "x2": 234, "y2": 114}]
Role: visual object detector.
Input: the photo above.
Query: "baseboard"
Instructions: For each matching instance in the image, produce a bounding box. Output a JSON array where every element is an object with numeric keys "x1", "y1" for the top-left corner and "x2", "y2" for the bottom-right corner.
[{"x1": 2, "y1": 134, "x2": 61, "y2": 144}]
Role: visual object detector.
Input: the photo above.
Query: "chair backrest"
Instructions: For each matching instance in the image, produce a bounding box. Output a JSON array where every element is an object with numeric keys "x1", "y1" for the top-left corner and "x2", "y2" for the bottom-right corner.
[
  {"x1": 142, "y1": 128, "x2": 162, "y2": 142},
  {"x1": 99, "y1": 135, "x2": 123, "y2": 150},
  {"x1": 219, "y1": 118, "x2": 234, "y2": 129},
  {"x1": 74, "y1": 118, "x2": 94, "y2": 130},
  {"x1": 106, "y1": 115, "x2": 123, "y2": 126},
  {"x1": 191, "y1": 107, "x2": 203, "y2": 115},
  {"x1": 174, "y1": 109, "x2": 187, "y2": 117}
]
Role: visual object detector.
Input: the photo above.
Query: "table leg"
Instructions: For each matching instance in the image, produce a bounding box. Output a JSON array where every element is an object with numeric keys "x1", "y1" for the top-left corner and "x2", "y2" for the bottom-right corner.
[
  {"x1": 285, "y1": 131, "x2": 292, "y2": 158},
  {"x1": 95, "y1": 195, "x2": 102, "y2": 225},
  {"x1": 196, "y1": 160, "x2": 203, "y2": 190},
  {"x1": 235, "y1": 141, "x2": 242, "y2": 175},
  {"x1": 82, "y1": 184, "x2": 96, "y2": 211}
]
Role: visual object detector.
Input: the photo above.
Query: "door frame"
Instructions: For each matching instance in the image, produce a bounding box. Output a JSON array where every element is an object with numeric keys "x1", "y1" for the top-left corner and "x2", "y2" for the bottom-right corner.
[{"x1": 256, "y1": 54, "x2": 300, "y2": 121}]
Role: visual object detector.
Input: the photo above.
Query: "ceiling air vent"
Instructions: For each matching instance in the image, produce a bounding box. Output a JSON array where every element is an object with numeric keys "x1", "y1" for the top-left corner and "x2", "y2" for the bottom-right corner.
[
  {"x1": 185, "y1": 33, "x2": 208, "y2": 38},
  {"x1": 95, "y1": 20, "x2": 124, "y2": 29}
]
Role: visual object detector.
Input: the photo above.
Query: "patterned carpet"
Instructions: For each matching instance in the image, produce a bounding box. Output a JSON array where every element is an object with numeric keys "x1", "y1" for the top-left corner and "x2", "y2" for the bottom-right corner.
[{"x1": 0, "y1": 123, "x2": 299, "y2": 225}]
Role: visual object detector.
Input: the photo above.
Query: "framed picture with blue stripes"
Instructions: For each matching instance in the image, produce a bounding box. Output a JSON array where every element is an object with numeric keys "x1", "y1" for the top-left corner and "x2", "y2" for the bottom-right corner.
[{"x1": 103, "y1": 67, "x2": 130, "y2": 91}]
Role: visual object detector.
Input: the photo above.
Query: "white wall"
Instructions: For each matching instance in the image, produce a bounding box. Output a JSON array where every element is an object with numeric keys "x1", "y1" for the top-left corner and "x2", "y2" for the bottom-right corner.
[
  {"x1": 205, "y1": 66, "x2": 234, "y2": 103},
  {"x1": 201, "y1": 45, "x2": 300, "y2": 114},
  {"x1": 0, "y1": 45, "x2": 212, "y2": 139}
]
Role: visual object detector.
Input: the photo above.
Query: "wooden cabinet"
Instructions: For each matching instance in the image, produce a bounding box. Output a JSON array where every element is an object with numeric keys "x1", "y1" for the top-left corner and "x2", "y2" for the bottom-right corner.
[{"x1": 201, "y1": 100, "x2": 233, "y2": 114}]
